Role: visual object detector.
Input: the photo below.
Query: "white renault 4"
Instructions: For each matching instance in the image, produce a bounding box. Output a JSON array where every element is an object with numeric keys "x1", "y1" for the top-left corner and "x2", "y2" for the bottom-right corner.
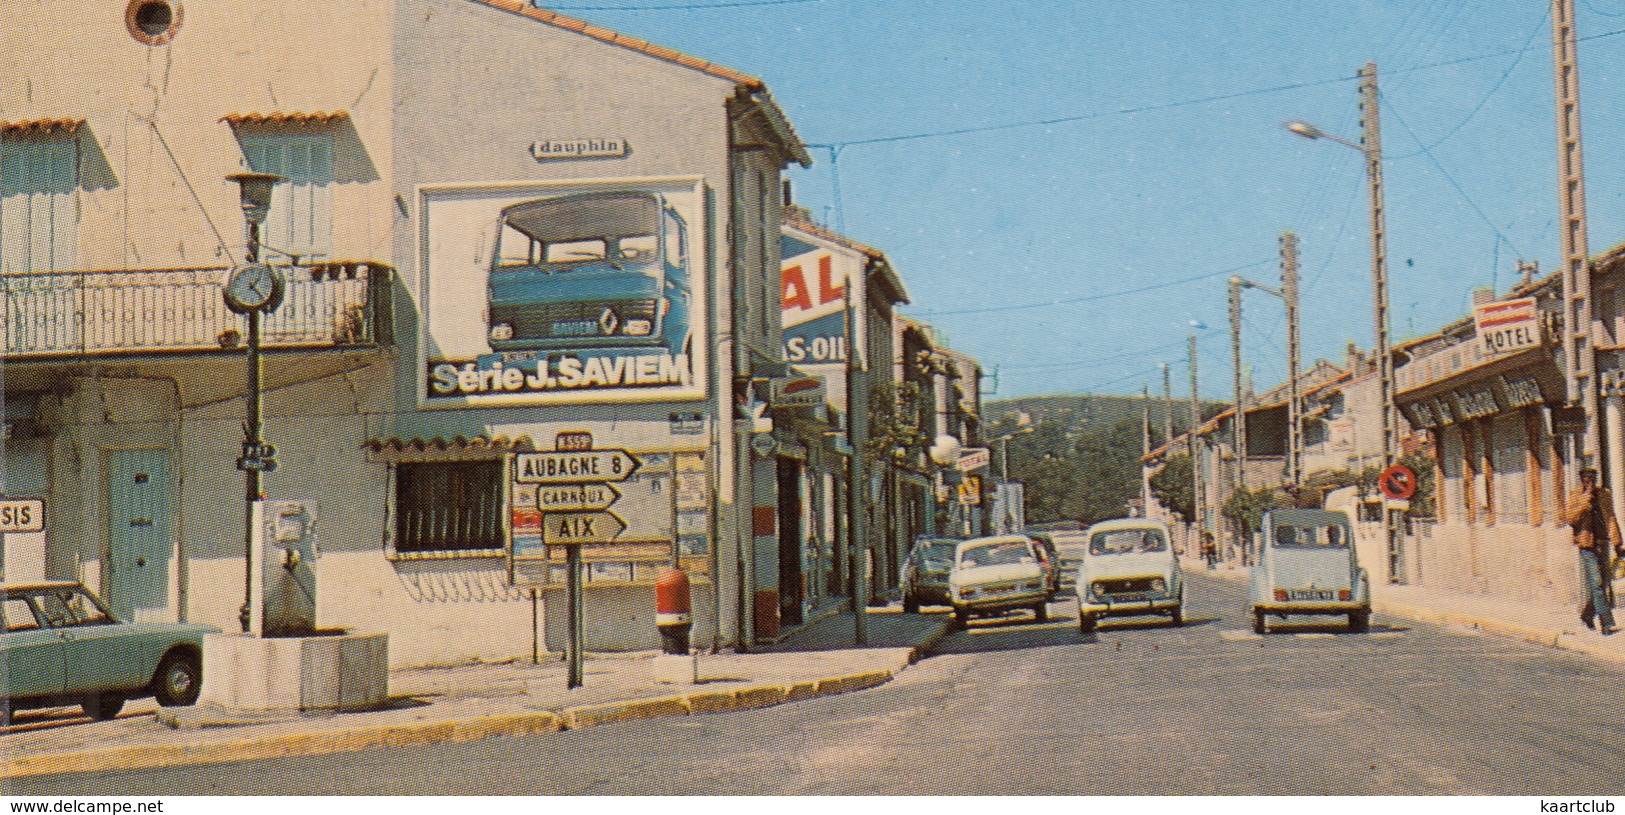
[
  {"x1": 1074, "y1": 518, "x2": 1183, "y2": 632},
  {"x1": 1248, "y1": 508, "x2": 1371, "y2": 634}
]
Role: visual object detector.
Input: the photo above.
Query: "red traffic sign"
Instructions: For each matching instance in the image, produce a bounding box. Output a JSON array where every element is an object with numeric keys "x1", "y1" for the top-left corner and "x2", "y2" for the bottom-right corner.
[{"x1": 1378, "y1": 464, "x2": 1417, "y2": 501}]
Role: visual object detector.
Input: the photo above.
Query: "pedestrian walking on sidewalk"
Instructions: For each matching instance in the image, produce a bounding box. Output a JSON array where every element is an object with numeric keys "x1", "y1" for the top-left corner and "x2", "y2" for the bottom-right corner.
[
  {"x1": 1566, "y1": 467, "x2": 1622, "y2": 635},
  {"x1": 1201, "y1": 531, "x2": 1218, "y2": 571}
]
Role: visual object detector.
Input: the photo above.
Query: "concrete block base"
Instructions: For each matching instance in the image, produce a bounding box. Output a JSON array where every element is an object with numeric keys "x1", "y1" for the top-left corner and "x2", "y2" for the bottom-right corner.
[
  {"x1": 650, "y1": 653, "x2": 698, "y2": 684},
  {"x1": 199, "y1": 631, "x2": 389, "y2": 712}
]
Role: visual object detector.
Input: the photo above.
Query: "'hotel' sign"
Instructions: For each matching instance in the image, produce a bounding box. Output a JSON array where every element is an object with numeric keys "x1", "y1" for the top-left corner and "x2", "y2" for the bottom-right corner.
[{"x1": 530, "y1": 138, "x2": 628, "y2": 160}]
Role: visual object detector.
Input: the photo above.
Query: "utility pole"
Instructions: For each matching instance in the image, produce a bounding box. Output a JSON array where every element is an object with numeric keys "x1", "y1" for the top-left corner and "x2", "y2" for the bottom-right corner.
[
  {"x1": 1552, "y1": 0, "x2": 1597, "y2": 474},
  {"x1": 1142, "y1": 384, "x2": 1153, "y2": 517},
  {"x1": 1188, "y1": 335, "x2": 1204, "y2": 542},
  {"x1": 1281, "y1": 231, "x2": 1302, "y2": 490},
  {"x1": 1161, "y1": 363, "x2": 1175, "y2": 451},
  {"x1": 1228, "y1": 278, "x2": 1245, "y2": 491},
  {"x1": 1358, "y1": 63, "x2": 1395, "y2": 475}
]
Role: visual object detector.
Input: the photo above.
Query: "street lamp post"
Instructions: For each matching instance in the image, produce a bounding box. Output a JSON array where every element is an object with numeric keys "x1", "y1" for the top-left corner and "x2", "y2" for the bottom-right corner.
[
  {"x1": 1286, "y1": 61, "x2": 1396, "y2": 569},
  {"x1": 225, "y1": 172, "x2": 285, "y2": 635}
]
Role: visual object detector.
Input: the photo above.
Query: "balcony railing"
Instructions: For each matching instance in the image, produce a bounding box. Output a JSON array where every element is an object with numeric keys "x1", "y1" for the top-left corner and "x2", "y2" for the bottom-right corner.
[
  {"x1": 2, "y1": 261, "x2": 392, "y2": 360},
  {"x1": 1395, "y1": 339, "x2": 1490, "y2": 395}
]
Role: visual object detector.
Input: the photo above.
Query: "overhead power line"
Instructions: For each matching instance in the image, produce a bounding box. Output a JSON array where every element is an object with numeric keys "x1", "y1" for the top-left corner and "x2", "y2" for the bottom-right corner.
[
  {"x1": 915, "y1": 258, "x2": 1273, "y2": 318},
  {"x1": 550, "y1": 0, "x2": 816, "y2": 9},
  {"x1": 806, "y1": 26, "x2": 1625, "y2": 150}
]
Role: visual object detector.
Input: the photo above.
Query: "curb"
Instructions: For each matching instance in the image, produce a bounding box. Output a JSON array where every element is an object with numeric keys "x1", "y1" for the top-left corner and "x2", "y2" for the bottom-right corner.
[{"x1": 2, "y1": 669, "x2": 899, "y2": 781}]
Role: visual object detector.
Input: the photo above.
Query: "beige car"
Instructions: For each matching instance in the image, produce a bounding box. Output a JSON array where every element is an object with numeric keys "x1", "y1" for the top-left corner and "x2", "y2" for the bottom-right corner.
[{"x1": 947, "y1": 535, "x2": 1051, "y2": 629}]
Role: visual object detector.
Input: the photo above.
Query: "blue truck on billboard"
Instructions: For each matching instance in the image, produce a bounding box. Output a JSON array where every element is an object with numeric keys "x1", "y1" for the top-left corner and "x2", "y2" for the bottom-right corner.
[{"x1": 486, "y1": 191, "x2": 690, "y2": 361}]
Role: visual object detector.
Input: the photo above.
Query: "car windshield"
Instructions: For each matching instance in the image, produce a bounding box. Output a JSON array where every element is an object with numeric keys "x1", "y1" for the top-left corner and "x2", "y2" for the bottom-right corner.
[
  {"x1": 916, "y1": 541, "x2": 956, "y2": 562},
  {"x1": 1090, "y1": 528, "x2": 1167, "y2": 555},
  {"x1": 1272, "y1": 523, "x2": 1349, "y2": 549},
  {"x1": 31, "y1": 587, "x2": 116, "y2": 627},
  {"x1": 958, "y1": 541, "x2": 1033, "y2": 568}
]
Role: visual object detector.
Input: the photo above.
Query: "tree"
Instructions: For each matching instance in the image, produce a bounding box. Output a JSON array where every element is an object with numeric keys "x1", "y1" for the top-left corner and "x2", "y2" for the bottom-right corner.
[
  {"x1": 1398, "y1": 452, "x2": 1436, "y2": 518},
  {"x1": 1149, "y1": 453, "x2": 1194, "y2": 524},
  {"x1": 1223, "y1": 484, "x2": 1285, "y2": 536},
  {"x1": 1293, "y1": 468, "x2": 1357, "y2": 508}
]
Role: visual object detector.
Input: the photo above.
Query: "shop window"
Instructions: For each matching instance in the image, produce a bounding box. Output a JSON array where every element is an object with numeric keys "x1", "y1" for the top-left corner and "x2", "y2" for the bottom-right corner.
[
  {"x1": 394, "y1": 461, "x2": 504, "y2": 554},
  {"x1": 1, "y1": 132, "x2": 78, "y2": 274},
  {"x1": 238, "y1": 133, "x2": 334, "y2": 259}
]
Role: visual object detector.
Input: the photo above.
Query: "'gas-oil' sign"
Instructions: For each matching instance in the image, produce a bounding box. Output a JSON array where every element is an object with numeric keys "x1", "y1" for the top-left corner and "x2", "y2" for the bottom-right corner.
[{"x1": 0, "y1": 498, "x2": 45, "y2": 534}]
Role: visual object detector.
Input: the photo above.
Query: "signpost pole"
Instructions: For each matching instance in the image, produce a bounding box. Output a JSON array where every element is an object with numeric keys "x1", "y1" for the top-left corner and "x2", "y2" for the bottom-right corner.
[{"x1": 566, "y1": 544, "x2": 583, "y2": 689}]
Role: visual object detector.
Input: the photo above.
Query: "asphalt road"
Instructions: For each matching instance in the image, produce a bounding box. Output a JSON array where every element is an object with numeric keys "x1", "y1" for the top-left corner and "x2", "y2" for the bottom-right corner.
[{"x1": 16, "y1": 572, "x2": 1625, "y2": 795}]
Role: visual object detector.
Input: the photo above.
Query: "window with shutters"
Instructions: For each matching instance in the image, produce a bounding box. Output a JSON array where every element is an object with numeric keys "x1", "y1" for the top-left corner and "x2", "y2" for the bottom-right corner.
[
  {"x1": 238, "y1": 133, "x2": 333, "y2": 259},
  {"x1": 0, "y1": 132, "x2": 78, "y2": 274},
  {"x1": 1491, "y1": 413, "x2": 1527, "y2": 525},
  {"x1": 393, "y1": 460, "x2": 504, "y2": 554}
]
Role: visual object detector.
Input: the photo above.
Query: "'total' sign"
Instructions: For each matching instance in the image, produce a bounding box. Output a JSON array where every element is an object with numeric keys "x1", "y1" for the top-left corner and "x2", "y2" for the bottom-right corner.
[{"x1": 515, "y1": 450, "x2": 640, "y2": 484}]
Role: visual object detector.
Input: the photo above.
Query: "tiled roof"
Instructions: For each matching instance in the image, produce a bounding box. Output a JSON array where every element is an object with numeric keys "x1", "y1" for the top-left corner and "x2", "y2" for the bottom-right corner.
[
  {"x1": 220, "y1": 111, "x2": 350, "y2": 127},
  {"x1": 475, "y1": 0, "x2": 764, "y2": 90},
  {"x1": 2, "y1": 118, "x2": 82, "y2": 135},
  {"x1": 365, "y1": 434, "x2": 538, "y2": 455}
]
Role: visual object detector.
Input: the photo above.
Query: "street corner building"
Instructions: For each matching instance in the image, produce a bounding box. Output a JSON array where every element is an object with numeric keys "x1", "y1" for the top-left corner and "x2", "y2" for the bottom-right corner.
[{"x1": 0, "y1": 0, "x2": 833, "y2": 666}]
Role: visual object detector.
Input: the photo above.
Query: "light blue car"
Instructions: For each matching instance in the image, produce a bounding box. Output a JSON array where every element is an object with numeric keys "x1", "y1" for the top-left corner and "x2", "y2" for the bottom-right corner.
[
  {"x1": 1248, "y1": 509, "x2": 1371, "y2": 634},
  {"x1": 1, "y1": 580, "x2": 217, "y2": 722}
]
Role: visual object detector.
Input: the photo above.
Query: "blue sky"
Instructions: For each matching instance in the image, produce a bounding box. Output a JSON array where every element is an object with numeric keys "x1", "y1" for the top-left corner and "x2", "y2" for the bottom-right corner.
[{"x1": 548, "y1": 0, "x2": 1625, "y2": 399}]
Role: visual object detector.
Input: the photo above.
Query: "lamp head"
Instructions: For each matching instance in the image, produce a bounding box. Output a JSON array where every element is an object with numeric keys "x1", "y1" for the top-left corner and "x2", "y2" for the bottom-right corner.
[
  {"x1": 227, "y1": 172, "x2": 283, "y2": 226},
  {"x1": 1283, "y1": 120, "x2": 1324, "y2": 141},
  {"x1": 929, "y1": 434, "x2": 963, "y2": 466}
]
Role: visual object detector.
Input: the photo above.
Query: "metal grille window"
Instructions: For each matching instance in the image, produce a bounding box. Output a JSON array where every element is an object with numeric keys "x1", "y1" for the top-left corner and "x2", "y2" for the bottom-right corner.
[
  {"x1": 1, "y1": 133, "x2": 78, "y2": 274},
  {"x1": 1491, "y1": 413, "x2": 1528, "y2": 525},
  {"x1": 394, "y1": 461, "x2": 504, "y2": 554}
]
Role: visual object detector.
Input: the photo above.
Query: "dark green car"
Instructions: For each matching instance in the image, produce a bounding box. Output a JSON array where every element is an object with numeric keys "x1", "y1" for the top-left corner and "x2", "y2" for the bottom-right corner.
[{"x1": 1, "y1": 581, "x2": 216, "y2": 722}]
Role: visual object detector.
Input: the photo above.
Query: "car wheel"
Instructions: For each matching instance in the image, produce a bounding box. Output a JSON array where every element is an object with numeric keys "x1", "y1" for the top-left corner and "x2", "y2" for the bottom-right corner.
[
  {"x1": 0, "y1": 700, "x2": 11, "y2": 727},
  {"x1": 1078, "y1": 613, "x2": 1096, "y2": 633},
  {"x1": 1170, "y1": 605, "x2": 1184, "y2": 627},
  {"x1": 153, "y1": 650, "x2": 202, "y2": 707},
  {"x1": 903, "y1": 593, "x2": 920, "y2": 614},
  {"x1": 1032, "y1": 602, "x2": 1049, "y2": 623},
  {"x1": 952, "y1": 606, "x2": 969, "y2": 630},
  {"x1": 1252, "y1": 609, "x2": 1267, "y2": 635},
  {"x1": 1348, "y1": 611, "x2": 1370, "y2": 633},
  {"x1": 82, "y1": 693, "x2": 124, "y2": 721}
]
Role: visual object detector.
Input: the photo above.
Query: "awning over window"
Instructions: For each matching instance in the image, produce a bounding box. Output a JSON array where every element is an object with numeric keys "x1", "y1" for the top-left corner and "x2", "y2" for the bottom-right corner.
[
  {"x1": 364, "y1": 434, "x2": 537, "y2": 461},
  {"x1": 220, "y1": 111, "x2": 349, "y2": 127},
  {"x1": 2, "y1": 118, "x2": 83, "y2": 136}
]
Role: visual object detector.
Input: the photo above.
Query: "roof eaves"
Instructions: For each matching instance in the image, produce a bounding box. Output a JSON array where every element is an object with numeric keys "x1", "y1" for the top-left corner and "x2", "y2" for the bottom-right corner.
[{"x1": 477, "y1": 1, "x2": 766, "y2": 92}]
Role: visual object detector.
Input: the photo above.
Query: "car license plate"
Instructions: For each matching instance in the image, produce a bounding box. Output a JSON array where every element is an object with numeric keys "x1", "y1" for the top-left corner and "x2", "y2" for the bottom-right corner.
[
  {"x1": 1290, "y1": 589, "x2": 1337, "y2": 600},
  {"x1": 1112, "y1": 592, "x2": 1146, "y2": 602},
  {"x1": 501, "y1": 351, "x2": 538, "y2": 363},
  {"x1": 986, "y1": 585, "x2": 1017, "y2": 596}
]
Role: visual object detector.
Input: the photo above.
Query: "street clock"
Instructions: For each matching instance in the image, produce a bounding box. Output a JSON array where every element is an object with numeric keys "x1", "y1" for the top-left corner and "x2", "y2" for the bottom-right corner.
[{"x1": 223, "y1": 262, "x2": 284, "y2": 314}]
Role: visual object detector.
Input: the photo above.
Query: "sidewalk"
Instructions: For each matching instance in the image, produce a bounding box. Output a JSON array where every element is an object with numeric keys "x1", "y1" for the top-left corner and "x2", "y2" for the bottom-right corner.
[
  {"x1": 1188, "y1": 556, "x2": 1625, "y2": 663},
  {"x1": 0, "y1": 608, "x2": 951, "y2": 780}
]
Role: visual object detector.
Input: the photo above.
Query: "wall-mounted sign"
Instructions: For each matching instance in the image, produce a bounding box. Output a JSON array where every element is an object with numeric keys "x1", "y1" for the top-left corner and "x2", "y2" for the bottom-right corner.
[
  {"x1": 770, "y1": 375, "x2": 827, "y2": 407},
  {"x1": 0, "y1": 498, "x2": 45, "y2": 534},
  {"x1": 956, "y1": 447, "x2": 991, "y2": 472},
  {"x1": 420, "y1": 177, "x2": 706, "y2": 408},
  {"x1": 1474, "y1": 296, "x2": 1541, "y2": 355},
  {"x1": 1328, "y1": 417, "x2": 1354, "y2": 451},
  {"x1": 530, "y1": 139, "x2": 628, "y2": 161}
]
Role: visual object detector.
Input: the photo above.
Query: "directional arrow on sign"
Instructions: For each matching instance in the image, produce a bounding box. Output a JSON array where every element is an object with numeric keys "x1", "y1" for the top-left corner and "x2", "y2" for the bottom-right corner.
[
  {"x1": 541, "y1": 510, "x2": 628, "y2": 545},
  {"x1": 535, "y1": 483, "x2": 621, "y2": 512},
  {"x1": 515, "y1": 450, "x2": 641, "y2": 484}
]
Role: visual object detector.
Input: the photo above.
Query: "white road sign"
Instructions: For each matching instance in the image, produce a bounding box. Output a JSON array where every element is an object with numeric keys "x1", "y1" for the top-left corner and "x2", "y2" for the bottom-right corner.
[
  {"x1": 535, "y1": 483, "x2": 621, "y2": 512},
  {"x1": 0, "y1": 498, "x2": 45, "y2": 533},
  {"x1": 541, "y1": 511, "x2": 628, "y2": 545},
  {"x1": 956, "y1": 447, "x2": 991, "y2": 471},
  {"x1": 515, "y1": 450, "x2": 641, "y2": 484}
]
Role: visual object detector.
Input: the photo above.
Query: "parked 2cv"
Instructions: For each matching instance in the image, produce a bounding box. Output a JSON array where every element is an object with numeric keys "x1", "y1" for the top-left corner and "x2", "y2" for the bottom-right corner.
[{"x1": 1248, "y1": 508, "x2": 1371, "y2": 634}]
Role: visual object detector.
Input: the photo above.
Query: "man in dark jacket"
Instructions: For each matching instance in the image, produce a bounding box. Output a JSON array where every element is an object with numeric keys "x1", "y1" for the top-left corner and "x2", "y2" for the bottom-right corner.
[{"x1": 1566, "y1": 467, "x2": 1622, "y2": 634}]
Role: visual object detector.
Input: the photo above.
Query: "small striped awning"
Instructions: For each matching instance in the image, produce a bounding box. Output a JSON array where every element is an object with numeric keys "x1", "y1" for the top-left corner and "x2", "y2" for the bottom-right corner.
[
  {"x1": 220, "y1": 111, "x2": 349, "y2": 127},
  {"x1": 2, "y1": 118, "x2": 83, "y2": 136},
  {"x1": 364, "y1": 434, "x2": 537, "y2": 457}
]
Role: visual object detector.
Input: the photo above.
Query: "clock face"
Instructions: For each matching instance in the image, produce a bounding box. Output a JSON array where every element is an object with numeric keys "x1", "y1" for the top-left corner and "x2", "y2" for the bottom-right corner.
[{"x1": 223, "y1": 263, "x2": 280, "y2": 312}]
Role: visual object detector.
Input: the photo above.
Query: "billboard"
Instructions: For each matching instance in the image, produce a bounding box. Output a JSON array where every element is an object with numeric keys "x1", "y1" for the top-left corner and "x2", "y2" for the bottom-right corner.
[
  {"x1": 780, "y1": 231, "x2": 863, "y2": 369},
  {"x1": 419, "y1": 178, "x2": 706, "y2": 407}
]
